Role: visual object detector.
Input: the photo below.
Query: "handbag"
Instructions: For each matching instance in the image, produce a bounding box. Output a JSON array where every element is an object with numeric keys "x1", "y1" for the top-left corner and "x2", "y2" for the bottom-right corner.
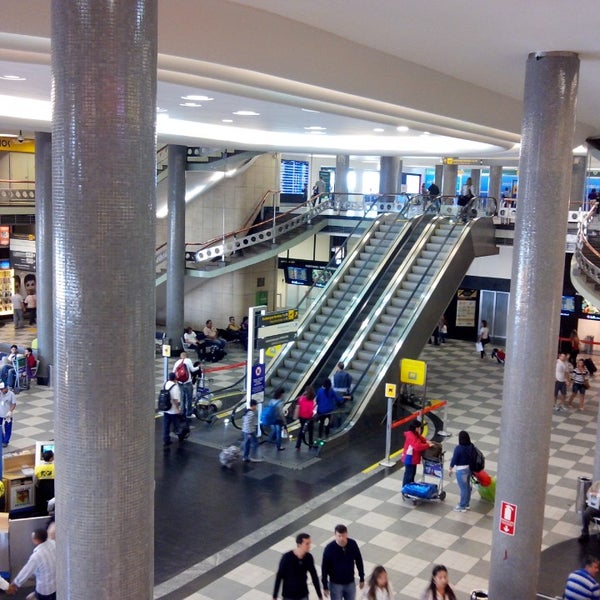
[
  {"x1": 584, "y1": 379, "x2": 591, "y2": 390},
  {"x1": 475, "y1": 342, "x2": 483, "y2": 352}
]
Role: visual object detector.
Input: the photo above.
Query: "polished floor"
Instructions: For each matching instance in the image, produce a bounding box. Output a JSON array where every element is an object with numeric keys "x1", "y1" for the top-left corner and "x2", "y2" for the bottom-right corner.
[{"x1": 1, "y1": 321, "x2": 597, "y2": 599}]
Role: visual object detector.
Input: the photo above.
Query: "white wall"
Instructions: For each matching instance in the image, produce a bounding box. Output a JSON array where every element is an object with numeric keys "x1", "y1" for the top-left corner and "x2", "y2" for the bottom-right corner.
[{"x1": 466, "y1": 245, "x2": 513, "y2": 280}]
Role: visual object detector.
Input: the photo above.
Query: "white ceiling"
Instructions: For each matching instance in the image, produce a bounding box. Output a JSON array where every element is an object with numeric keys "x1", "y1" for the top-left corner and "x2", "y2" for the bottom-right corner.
[{"x1": 0, "y1": 0, "x2": 598, "y2": 162}]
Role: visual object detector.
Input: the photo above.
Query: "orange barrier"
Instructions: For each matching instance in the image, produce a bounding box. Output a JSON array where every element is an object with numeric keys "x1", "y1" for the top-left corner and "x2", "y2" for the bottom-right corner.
[
  {"x1": 390, "y1": 400, "x2": 447, "y2": 430},
  {"x1": 203, "y1": 361, "x2": 246, "y2": 374}
]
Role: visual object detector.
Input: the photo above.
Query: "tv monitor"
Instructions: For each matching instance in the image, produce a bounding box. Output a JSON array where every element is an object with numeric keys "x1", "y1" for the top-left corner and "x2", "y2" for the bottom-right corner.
[{"x1": 561, "y1": 295, "x2": 575, "y2": 313}]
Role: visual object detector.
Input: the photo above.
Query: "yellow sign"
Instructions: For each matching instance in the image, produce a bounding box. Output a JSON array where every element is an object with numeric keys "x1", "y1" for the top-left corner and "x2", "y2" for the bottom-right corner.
[
  {"x1": 162, "y1": 344, "x2": 171, "y2": 358},
  {"x1": 385, "y1": 383, "x2": 397, "y2": 398},
  {"x1": 400, "y1": 358, "x2": 427, "y2": 386},
  {"x1": 0, "y1": 138, "x2": 35, "y2": 153}
]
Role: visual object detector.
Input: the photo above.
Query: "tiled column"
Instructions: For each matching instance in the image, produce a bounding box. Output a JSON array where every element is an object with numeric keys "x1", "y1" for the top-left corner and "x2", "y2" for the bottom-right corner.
[
  {"x1": 335, "y1": 154, "x2": 349, "y2": 194},
  {"x1": 434, "y1": 164, "x2": 443, "y2": 191},
  {"x1": 571, "y1": 155, "x2": 586, "y2": 209},
  {"x1": 52, "y1": 1, "x2": 157, "y2": 597},
  {"x1": 489, "y1": 52, "x2": 579, "y2": 600},
  {"x1": 34, "y1": 132, "x2": 52, "y2": 383},
  {"x1": 489, "y1": 165, "x2": 503, "y2": 204},
  {"x1": 442, "y1": 163, "x2": 457, "y2": 196},
  {"x1": 166, "y1": 145, "x2": 187, "y2": 350},
  {"x1": 379, "y1": 156, "x2": 400, "y2": 194},
  {"x1": 470, "y1": 168, "x2": 481, "y2": 194}
]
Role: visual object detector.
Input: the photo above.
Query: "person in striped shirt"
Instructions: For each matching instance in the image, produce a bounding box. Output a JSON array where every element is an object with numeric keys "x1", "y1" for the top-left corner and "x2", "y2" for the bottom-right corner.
[{"x1": 564, "y1": 555, "x2": 600, "y2": 600}]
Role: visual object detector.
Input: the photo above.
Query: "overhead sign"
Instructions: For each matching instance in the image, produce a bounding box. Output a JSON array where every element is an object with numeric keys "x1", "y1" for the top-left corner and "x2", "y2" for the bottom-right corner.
[
  {"x1": 499, "y1": 501, "x2": 517, "y2": 536},
  {"x1": 400, "y1": 358, "x2": 427, "y2": 386},
  {"x1": 443, "y1": 157, "x2": 484, "y2": 166},
  {"x1": 162, "y1": 344, "x2": 171, "y2": 358},
  {"x1": 385, "y1": 383, "x2": 397, "y2": 398},
  {"x1": 251, "y1": 363, "x2": 265, "y2": 395},
  {"x1": 257, "y1": 309, "x2": 298, "y2": 327},
  {"x1": 0, "y1": 138, "x2": 35, "y2": 153},
  {"x1": 256, "y1": 321, "x2": 298, "y2": 349}
]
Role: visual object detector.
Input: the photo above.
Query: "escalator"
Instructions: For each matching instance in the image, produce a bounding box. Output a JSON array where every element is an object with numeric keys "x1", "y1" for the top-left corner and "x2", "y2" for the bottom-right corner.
[
  {"x1": 267, "y1": 211, "x2": 433, "y2": 392},
  {"x1": 270, "y1": 216, "x2": 498, "y2": 446}
]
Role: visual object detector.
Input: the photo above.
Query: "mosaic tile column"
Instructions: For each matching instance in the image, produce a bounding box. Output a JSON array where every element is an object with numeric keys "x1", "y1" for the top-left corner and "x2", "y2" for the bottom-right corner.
[
  {"x1": 166, "y1": 145, "x2": 186, "y2": 351},
  {"x1": 35, "y1": 132, "x2": 53, "y2": 383},
  {"x1": 489, "y1": 52, "x2": 579, "y2": 600},
  {"x1": 434, "y1": 164, "x2": 443, "y2": 191},
  {"x1": 335, "y1": 154, "x2": 349, "y2": 194},
  {"x1": 51, "y1": 1, "x2": 157, "y2": 598},
  {"x1": 571, "y1": 155, "x2": 586, "y2": 208},
  {"x1": 442, "y1": 163, "x2": 457, "y2": 196},
  {"x1": 488, "y1": 165, "x2": 502, "y2": 205},
  {"x1": 379, "y1": 156, "x2": 400, "y2": 194}
]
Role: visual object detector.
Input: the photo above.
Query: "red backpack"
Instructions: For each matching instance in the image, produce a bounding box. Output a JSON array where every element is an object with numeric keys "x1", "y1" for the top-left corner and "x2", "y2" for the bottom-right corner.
[{"x1": 175, "y1": 361, "x2": 188, "y2": 383}]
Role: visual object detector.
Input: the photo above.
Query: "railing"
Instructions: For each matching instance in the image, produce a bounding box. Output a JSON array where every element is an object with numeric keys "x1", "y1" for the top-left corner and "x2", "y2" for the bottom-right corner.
[{"x1": 574, "y1": 202, "x2": 600, "y2": 283}]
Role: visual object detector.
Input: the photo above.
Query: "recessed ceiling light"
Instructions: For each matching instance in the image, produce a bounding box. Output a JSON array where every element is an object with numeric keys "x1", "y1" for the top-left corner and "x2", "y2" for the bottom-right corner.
[
  {"x1": 0, "y1": 75, "x2": 26, "y2": 81},
  {"x1": 304, "y1": 126, "x2": 326, "y2": 131},
  {"x1": 309, "y1": 131, "x2": 326, "y2": 135},
  {"x1": 301, "y1": 108, "x2": 320, "y2": 113},
  {"x1": 373, "y1": 128, "x2": 385, "y2": 133},
  {"x1": 156, "y1": 106, "x2": 168, "y2": 113},
  {"x1": 222, "y1": 119, "x2": 233, "y2": 123},
  {"x1": 233, "y1": 110, "x2": 260, "y2": 116},
  {"x1": 180, "y1": 102, "x2": 202, "y2": 107},
  {"x1": 181, "y1": 95, "x2": 214, "y2": 101},
  {"x1": 422, "y1": 131, "x2": 431, "y2": 136},
  {"x1": 396, "y1": 126, "x2": 409, "y2": 132}
]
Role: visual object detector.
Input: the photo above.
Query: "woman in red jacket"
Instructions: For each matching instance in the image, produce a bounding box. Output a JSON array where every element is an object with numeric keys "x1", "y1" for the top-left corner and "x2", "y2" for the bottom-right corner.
[
  {"x1": 402, "y1": 420, "x2": 433, "y2": 487},
  {"x1": 295, "y1": 386, "x2": 316, "y2": 450}
]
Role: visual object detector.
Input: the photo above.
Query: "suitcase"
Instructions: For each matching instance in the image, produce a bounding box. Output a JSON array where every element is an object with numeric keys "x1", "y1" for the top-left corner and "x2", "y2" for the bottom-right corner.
[
  {"x1": 473, "y1": 469, "x2": 492, "y2": 487},
  {"x1": 402, "y1": 482, "x2": 438, "y2": 499},
  {"x1": 584, "y1": 358, "x2": 597, "y2": 374},
  {"x1": 206, "y1": 347, "x2": 227, "y2": 363},
  {"x1": 177, "y1": 416, "x2": 190, "y2": 441}
]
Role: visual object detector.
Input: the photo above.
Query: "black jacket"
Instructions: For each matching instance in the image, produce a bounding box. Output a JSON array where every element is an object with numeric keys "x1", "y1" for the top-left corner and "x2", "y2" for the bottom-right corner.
[
  {"x1": 321, "y1": 538, "x2": 365, "y2": 589},
  {"x1": 273, "y1": 550, "x2": 322, "y2": 599}
]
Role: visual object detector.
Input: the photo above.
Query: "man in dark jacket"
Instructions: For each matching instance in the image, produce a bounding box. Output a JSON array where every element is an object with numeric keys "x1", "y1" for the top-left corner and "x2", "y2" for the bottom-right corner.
[
  {"x1": 273, "y1": 532, "x2": 323, "y2": 600},
  {"x1": 321, "y1": 524, "x2": 364, "y2": 600}
]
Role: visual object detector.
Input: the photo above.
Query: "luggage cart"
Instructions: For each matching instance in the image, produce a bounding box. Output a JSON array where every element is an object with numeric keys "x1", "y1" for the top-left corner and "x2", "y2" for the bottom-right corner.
[{"x1": 401, "y1": 446, "x2": 446, "y2": 504}]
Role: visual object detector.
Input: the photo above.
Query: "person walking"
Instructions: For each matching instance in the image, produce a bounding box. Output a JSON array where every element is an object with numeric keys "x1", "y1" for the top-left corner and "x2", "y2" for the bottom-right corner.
[
  {"x1": 420, "y1": 565, "x2": 456, "y2": 600},
  {"x1": 564, "y1": 555, "x2": 600, "y2": 600},
  {"x1": 9, "y1": 528, "x2": 56, "y2": 599},
  {"x1": 568, "y1": 358, "x2": 590, "y2": 411},
  {"x1": 361, "y1": 565, "x2": 393, "y2": 600},
  {"x1": 554, "y1": 352, "x2": 571, "y2": 412},
  {"x1": 0, "y1": 382, "x2": 17, "y2": 447},
  {"x1": 321, "y1": 524, "x2": 365, "y2": 600},
  {"x1": 478, "y1": 320, "x2": 490, "y2": 358},
  {"x1": 449, "y1": 430, "x2": 474, "y2": 512},
  {"x1": 295, "y1": 386, "x2": 316, "y2": 450},
  {"x1": 273, "y1": 532, "x2": 323, "y2": 600},
  {"x1": 172, "y1": 351, "x2": 199, "y2": 420},
  {"x1": 316, "y1": 379, "x2": 342, "y2": 438},
  {"x1": 162, "y1": 372, "x2": 182, "y2": 447},
  {"x1": 242, "y1": 399, "x2": 262, "y2": 463},
  {"x1": 401, "y1": 420, "x2": 433, "y2": 488}
]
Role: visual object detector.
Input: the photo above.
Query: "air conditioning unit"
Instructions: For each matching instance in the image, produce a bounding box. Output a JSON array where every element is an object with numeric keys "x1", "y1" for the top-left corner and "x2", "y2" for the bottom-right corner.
[{"x1": 567, "y1": 210, "x2": 581, "y2": 222}]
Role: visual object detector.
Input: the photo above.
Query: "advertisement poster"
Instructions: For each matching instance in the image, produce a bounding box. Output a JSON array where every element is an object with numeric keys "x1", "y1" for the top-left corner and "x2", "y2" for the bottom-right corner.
[{"x1": 456, "y1": 289, "x2": 477, "y2": 327}]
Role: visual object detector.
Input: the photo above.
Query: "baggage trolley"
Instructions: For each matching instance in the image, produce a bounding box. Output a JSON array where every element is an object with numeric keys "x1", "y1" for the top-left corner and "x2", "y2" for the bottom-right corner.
[{"x1": 402, "y1": 446, "x2": 446, "y2": 504}]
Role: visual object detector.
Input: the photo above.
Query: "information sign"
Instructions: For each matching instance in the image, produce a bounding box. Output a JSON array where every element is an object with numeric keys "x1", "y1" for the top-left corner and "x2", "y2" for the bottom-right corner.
[{"x1": 251, "y1": 363, "x2": 265, "y2": 395}]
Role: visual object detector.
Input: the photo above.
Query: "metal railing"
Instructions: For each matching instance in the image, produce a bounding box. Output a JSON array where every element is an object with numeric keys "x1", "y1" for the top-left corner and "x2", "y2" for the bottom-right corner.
[{"x1": 575, "y1": 202, "x2": 600, "y2": 283}]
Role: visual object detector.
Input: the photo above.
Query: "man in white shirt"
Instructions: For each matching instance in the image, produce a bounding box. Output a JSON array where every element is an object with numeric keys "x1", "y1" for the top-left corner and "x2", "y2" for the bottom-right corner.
[
  {"x1": 554, "y1": 352, "x2": 571, "y2": 412},
  {"x1": 0, "y1": 382, "x2": 17, "y2": 447},
  {"x1": 172, "y1": 352, "x2": 199, "y2": 420},
  {"x1": 163, "y1": 372, "x2": 182, "y2": 447},
  {"x1": 9, "y1": 528, "x2": 56, "y2": 599}
]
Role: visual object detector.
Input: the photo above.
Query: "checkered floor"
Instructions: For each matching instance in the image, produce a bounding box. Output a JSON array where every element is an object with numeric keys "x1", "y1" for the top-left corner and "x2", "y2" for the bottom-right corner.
[{"x1": 5, "y1": 323, "x2": 595, "y2": 599}]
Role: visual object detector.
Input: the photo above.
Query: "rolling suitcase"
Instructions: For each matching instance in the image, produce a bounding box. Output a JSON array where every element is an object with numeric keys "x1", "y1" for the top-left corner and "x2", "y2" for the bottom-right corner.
[{"x1": 584, "y1": 358, "x2": 597, "y2": 374}]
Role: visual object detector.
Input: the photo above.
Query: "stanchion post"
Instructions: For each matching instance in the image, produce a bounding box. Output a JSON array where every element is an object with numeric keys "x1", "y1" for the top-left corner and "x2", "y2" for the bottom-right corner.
[{"x1": 380, "y1": 382, "x2": 397, "y2": 467}]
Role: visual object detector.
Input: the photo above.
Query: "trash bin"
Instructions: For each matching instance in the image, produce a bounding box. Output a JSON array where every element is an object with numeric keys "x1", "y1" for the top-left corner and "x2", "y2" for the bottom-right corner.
[
  {"x1": 470, "y1": 592, "x2": 488, "y2": 600},
  {"x1": 576, "y1": 476, "x2": 592, "y2": 514},
  {"x1": 585, "y1": 335, "x2": 594, "y2": 354}
]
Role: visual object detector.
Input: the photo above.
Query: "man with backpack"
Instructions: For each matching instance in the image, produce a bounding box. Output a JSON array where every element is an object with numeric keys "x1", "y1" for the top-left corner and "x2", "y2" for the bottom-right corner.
[
  {"x1": 161, "y1": 372, "x2": 182, "y2": 447},
  {"x1": 172, "y1": 352, "x2": 199, "y2": 420},
  {"x1": 262, "y1": 387, "x2": 287, "y2": 451}
]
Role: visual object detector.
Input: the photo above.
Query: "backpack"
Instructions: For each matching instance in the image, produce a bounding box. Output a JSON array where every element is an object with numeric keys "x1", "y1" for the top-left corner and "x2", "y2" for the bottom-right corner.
[
  {"x1": 261, "y1": 401, "x2": 279, "y2": 426},
  {"x1": 158, "y1": 384, "x2": 172, "y2": 411},
  {"x1": 469, "y1": 445, "x2": 485, "y2": 473},
  {"x1": 174, "y1": 361, "x2": 188, "y2": 383}
]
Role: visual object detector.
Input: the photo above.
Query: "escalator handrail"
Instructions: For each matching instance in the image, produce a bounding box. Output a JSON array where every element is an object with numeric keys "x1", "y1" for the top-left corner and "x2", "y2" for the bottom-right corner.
[
  {"x1": 339, "y1": 218, "x2": 470, "y2": 402},
  {"x1": 575, "y1": 202, "x2": 600, "y2": 280},
  {"x1": 266, "y1": 205, "x2": 421, "y2": 389}
]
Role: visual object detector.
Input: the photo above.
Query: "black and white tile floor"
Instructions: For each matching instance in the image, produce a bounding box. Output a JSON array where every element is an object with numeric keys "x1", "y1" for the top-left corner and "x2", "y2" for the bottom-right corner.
[{"x1": 4, "y1": 322, "x2": 595, "y2": 599}]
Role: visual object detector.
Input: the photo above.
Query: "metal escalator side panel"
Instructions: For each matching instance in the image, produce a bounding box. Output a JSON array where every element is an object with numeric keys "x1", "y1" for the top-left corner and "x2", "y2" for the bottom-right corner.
[{"x1": 322, "y1": 217, "x2": 497, "y2": 448}]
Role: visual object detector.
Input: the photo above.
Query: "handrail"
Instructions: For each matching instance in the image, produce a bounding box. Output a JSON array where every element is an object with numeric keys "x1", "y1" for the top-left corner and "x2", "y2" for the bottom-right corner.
[
  {"x1": 575, "y1": 202, "x2": 600, "y2": 282},
  {"x1": 337, "y1": 217, "x2": 469, "y2": 422},
  {"x1": 267, "y1": 200, "x2": 422, "y2": 392}
]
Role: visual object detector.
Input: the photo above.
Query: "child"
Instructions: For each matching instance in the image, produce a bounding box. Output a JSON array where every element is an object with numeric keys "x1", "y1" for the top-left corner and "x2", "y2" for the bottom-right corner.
[{"x1": 363, "y1": 565, "x2": 394, "y2": 600}]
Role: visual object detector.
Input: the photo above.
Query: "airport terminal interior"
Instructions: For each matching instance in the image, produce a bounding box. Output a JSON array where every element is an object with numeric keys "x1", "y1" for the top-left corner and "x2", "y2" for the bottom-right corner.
[{"x1": 1, "y1": 1, "x2": 600, "y2": 598}]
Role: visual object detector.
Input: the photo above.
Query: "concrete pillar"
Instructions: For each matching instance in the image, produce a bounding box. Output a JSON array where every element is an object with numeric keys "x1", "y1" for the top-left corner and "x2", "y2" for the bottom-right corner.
[
  {"x1": 489, "y1": 165, "x2": 503, "y2": 203},
  {"x1": 434, "y1": 164, "x2": 443, "y2": 191},
  {"x1": 52, "y1": 2, "x2": 157, "y2": 598},
  {"x1": 166, "y1": 145, "x2": 187, "y2": 350},
  {"x1": 442, "y1": 163, "x2": 457, "y2": 196},
  {"x1": 470, "y1": 168, "x2": 481, "y2": 194},
  {"x1": 489, "y1": 51, "x2": 579, "y2": 600},
  {"x1": 571, "y1": 155, "x2": 587, "y2": 209},
  {"x1": 379, "y1": 156, "x2": 400, "y2": 195},
  {"x1": 335, "y1": 154, "x2": 349, "y2": 194},
  {"x1": 34, "y1": 132, "x2": 52, "y2": 383}
]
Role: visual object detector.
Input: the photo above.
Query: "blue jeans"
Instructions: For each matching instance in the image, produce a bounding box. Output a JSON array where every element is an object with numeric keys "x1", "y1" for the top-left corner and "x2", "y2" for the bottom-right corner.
[
  {"x1": 0, "y1": 417, "x2": 13, "y2": 444},
  {"x1": 402, "y1": 463, "x2": 417, "y2": 487},
  {"x1": 269, "y1": 423, "x2": 283, "y2": 449},
  {"x1": 179, "y1": 382, "x2": 193, "y2": 418},
  {"x1": 330, "y1": 581, "x2": 356, "y2": 600},
  {"x1": 456, "y1": 468, "x2": 472, "y2": 508},
  {"x1": 163, "y1": 412, "x2": 180, "y2": 444},
  {"x1": 243, "y1": 432, "x2": 258, "y2": 460}
]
